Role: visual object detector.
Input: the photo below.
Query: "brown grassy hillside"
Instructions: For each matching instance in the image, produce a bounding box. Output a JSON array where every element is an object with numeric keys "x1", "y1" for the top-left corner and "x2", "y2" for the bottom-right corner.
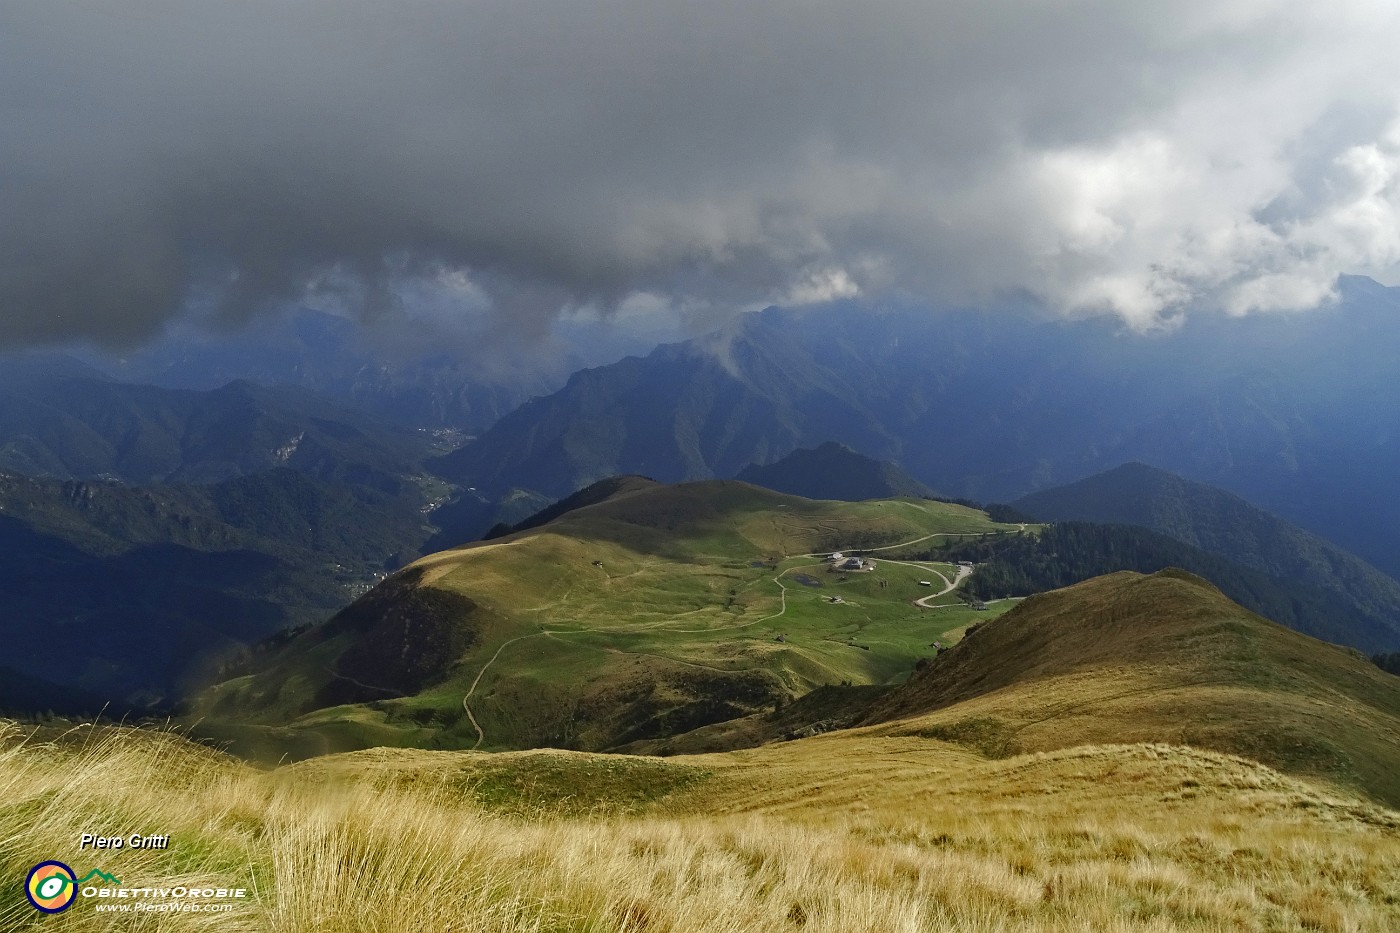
[
  {"x1": 863, "y1": 568, "x2": 1400, "y2": 805},
  {"x1": 8, "y1": 720, "x2": 1398, "y2": 931}
]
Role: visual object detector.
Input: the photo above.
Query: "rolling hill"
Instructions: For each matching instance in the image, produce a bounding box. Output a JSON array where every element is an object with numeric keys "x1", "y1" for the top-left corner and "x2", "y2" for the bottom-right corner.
[
  {"x1": 8, "y1": 564, "x2": 1400, "y2": 929},
  {"x1": 190, "y1": 480, "x2": 1028, "y2": 760},
  {"x1": 18, "y1": 493, "x2": 1400, "y2": 928},
  {"x1": 482, "y1": 474, "x2": 661, "y2": 539},
  {"x1": 933, "y1": 522, "x2": 1400, "y2": 652},
  {"x1": 863, "y1": 569, "x2": 1400, "y2": 806},
  {"x1": 1015, "y1": 462, "x2": 1400, "y2": 597}
]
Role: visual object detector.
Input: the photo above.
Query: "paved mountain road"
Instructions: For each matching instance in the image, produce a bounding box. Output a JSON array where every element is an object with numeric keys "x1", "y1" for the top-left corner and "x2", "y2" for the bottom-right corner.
[{"x1": 910, "y1": 562, "x2": 972, "y2": 607}]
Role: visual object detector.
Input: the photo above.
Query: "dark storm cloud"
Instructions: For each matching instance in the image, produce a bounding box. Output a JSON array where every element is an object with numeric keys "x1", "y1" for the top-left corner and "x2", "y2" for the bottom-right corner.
[{"x1": 3, "y1": 1, "x2": 1399, "y2": 346}]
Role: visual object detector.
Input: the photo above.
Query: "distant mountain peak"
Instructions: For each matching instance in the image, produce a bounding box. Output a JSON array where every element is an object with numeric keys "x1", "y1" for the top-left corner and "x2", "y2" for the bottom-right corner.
[{"x1": 736, "y1": 442, "x2": 934, "y2": 501}]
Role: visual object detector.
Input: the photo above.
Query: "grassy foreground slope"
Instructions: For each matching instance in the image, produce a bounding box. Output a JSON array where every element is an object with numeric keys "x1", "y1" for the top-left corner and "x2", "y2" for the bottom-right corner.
[
  {"x1": 4, "y1": 719, "x2": 1399, "y2": 932},
  {"x1": 864, "y1": 569, "x2": 1400, "y2": 806},
  {"x1": 192, "y1": 481, "x2": 1025, "y2": 759},
  {"x1": 12, "y1": 569, "x2": 1400, "y2": 929}
]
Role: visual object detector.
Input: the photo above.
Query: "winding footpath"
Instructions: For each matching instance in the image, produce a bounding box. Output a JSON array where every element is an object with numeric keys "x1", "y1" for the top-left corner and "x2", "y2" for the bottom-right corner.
[
  {"x1": 664, "y1": 562, "x2": 816, "y2": 634},
  {"x1": 461, "y1": 632, "x2": 544, "y2": 750}
]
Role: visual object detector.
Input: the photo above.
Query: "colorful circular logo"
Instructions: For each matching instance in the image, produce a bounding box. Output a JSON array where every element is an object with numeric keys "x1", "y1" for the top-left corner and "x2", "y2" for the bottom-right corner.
[{"x1": 26, "y1": 861, "x2": 78, "y2": 913}]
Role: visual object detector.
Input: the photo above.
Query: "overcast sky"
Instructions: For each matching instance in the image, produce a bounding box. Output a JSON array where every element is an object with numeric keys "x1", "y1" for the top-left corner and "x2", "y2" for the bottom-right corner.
[{"x1": 3, "y1": 0, "x2": 1400, "y2": 348}]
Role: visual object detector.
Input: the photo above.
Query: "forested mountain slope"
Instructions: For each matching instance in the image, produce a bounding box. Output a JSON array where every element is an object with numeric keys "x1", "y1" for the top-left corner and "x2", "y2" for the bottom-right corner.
[
  {"x1": 0, "y1": 369, "x2": 427, "y2": 488},
  {"x1": 0, "y1": 468, "x2": 429, "y2": 710}
]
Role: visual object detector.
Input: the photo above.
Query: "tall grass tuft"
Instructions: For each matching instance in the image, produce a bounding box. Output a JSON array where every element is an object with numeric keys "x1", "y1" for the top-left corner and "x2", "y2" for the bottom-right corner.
[{"x1": 3, "y1": 723, "x2": 1399, "y2": 931}]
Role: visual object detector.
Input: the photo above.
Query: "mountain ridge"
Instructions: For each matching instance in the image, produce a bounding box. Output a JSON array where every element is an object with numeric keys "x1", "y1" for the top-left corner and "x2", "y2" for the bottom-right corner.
[
  {"x1": 0, "y1": 467, "x2": 430, "y2": 708},
  {"x1": 0, "y1": 371, "x2": 429, "y2": 489},
  {"x1": 863, "y1": 568, "x2": 1400, "y2": 806},
  {"x1": 428, "y1": 280, "x2": 1400, "y2": 579},
  {"x1": 1014, "y1": 462, "x2": 1400, "y2": 645}
]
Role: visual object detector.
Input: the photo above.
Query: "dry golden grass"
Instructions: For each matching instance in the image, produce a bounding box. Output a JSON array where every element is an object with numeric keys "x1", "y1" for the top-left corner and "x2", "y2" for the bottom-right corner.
[
  {"x1": 864, "y1": 570, "x2": 1400, "y2": 807},
  {"x1": 4, "y1": 720, "x2": 1398, "y2": 932}
]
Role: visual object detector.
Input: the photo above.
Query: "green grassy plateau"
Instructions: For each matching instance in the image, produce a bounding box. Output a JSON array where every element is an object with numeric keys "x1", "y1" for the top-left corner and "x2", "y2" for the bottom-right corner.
[{"x1": 191, "y1": 480, "x2": 1029, "y2": 760}]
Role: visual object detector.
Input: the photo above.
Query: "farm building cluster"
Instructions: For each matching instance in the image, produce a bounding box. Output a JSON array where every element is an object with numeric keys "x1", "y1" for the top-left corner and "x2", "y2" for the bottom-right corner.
[{"x1": 825, "y1": 552, "x2": 876, "y2": 572}]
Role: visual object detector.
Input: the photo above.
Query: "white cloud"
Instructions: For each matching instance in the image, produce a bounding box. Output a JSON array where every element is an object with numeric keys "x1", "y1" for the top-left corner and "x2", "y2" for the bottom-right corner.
[{"x1": 783, "y1": 269, "x2": 861, "y2": 306}]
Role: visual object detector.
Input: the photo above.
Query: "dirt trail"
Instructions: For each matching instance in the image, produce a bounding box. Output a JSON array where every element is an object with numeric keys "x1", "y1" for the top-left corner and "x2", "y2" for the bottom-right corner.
[{"x1": 461, "y1": 633, "x2": 545, "y2": 749}]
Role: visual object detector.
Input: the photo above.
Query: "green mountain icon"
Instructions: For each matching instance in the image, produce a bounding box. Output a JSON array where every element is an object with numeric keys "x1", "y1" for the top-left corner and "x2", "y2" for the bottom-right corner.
[{"x1": 76, "y1": 869, "x2": 121, "y2": 885}]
